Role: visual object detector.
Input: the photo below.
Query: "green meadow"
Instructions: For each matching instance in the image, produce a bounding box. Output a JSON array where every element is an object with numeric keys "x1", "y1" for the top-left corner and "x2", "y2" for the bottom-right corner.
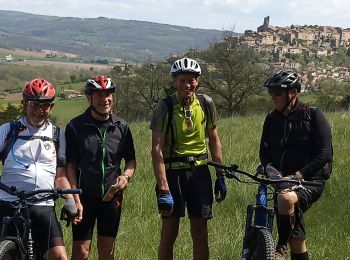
[
  {"x1": 57, "y1": 109, "x2": 348, "y2": 259},
  {"x1": 1, "y1": 97, "x2": 349, "y2": 259}
]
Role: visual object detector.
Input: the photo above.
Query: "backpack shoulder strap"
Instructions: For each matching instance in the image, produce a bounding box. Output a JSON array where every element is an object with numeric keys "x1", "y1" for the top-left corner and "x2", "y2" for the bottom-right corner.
[
  {"x1": 162, "y1": 95, "x2": 175, "y2": 168},
  {"x1": 0, "y1": 120, "x2": 21, "y2": 165},
  {"x1": 163, "y1": 95, "x2": 174, "y2": 135},
  {"x1": 52, "y1": 124, "x2": 60, "y2": 152},
  {"x1": 196, "y1": 93, "x2": 209, "y2": 119}
]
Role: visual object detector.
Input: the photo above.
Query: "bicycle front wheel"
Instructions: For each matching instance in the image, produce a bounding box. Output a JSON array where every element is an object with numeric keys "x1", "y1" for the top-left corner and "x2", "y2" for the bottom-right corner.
[
  {"x1": 0, "y1": 240, "x2": 18, "y2": 260},
  {"x1": 247, "y1": 228, "x2": 275, "y2": 260}
]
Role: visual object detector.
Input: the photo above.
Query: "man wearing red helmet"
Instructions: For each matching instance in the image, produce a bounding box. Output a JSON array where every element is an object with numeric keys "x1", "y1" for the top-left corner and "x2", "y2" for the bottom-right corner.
[
  {"x1": 65, "y1": 75, "x2": 136, "y2": 259},
  {"x1": 0, "y1": 78, "x2": 74, "y2": 259}
]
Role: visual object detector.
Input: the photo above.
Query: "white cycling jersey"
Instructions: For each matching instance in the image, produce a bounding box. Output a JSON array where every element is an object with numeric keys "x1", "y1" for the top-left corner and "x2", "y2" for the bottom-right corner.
[{"x1": 0, "y1": 116, "x2": 66, "y2": 205}]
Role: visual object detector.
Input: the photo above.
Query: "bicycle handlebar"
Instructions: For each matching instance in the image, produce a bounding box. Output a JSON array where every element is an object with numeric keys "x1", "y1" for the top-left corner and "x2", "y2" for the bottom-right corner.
[
  {"x1": 0, "y1": 182, "x2": 82, "y2": 201},
  {"x1": 208, "y1": 161, "x2": 322, "y2": 187}
]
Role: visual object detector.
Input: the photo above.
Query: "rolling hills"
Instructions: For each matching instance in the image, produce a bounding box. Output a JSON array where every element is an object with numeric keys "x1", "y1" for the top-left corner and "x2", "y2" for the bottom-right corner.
[{"x1": 0, "y1": 10, "x2": 226, "y2": 63}]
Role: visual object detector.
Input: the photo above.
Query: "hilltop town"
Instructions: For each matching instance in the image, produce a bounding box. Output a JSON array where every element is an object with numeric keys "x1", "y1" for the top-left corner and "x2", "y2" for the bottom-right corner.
[{"x1": 230, "y1": 16, "x2": 350, "y2": 91}]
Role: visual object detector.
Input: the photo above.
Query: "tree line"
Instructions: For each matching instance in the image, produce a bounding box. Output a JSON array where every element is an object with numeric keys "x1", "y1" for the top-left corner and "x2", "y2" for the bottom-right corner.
[{"x1": 1, "y1": 36, "x2": 350, "y2": 124}]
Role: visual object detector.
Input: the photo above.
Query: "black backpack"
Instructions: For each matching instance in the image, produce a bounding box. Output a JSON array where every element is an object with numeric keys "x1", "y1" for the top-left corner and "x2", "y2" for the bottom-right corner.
[{"x1": 0, "y1": 120, "x2": 60, "y2": 165}]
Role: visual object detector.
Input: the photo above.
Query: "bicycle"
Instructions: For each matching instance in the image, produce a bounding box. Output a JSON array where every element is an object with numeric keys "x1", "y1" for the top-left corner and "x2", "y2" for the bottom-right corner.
[
  {"x1": 0, "y1": 182, "x2": 81, "y2": 260},
  {"x1": 207, "y1": 161, "x2": 322, "y2": 260}
]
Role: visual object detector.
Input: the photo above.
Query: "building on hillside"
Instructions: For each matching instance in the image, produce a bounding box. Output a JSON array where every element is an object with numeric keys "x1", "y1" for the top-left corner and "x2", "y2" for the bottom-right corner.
[
  {"x1": 341, "y1": 29, "x2": 350, "y2": 45},
  {"x1": 58, "y1": 89, "x2": 83, "y2": 99},
  {"x1": 257, "y1": 16, "x2": 277, "y2": 33},
  {"x1": 5, "y1": 54, "x2": 12, "y2": 61}
]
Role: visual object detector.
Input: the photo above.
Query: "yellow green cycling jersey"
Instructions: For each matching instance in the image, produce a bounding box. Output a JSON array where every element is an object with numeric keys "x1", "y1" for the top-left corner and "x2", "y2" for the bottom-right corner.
[{"x1": 150, "y1": 92, "x2": 219, "y2": 169}]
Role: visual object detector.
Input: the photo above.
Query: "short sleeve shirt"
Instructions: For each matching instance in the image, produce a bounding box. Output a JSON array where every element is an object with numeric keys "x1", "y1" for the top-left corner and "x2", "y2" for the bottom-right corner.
[{"x1": 150, "y1": 93, "x2": 219, "y2": 168}]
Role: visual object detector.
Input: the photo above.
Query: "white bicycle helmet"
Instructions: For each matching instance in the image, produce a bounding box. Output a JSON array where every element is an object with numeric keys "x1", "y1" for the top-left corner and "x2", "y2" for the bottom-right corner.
[{"x1": 170, "y1": 57, "x2": 201, "y2": 77}]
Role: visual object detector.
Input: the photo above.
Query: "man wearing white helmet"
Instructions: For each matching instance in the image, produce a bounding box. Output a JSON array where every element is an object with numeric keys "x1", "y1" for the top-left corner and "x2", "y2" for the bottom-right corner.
[{"x1": 150, "y1": 57, "x2": 226, "y2": 260}]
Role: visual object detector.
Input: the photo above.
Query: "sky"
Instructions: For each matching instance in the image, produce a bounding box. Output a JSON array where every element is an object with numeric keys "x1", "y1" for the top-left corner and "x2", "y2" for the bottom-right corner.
[{"x1": 0, "y1": 0, "x2": 349, "y2": 33}]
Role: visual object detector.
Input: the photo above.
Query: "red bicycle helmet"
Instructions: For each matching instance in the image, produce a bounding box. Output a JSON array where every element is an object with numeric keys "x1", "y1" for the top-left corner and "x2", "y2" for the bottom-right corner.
[
  {"x1": 23, "y1": 78, "x2": 56, "y2": 101},
  {"x1": 84, "y1": 75, "x2": 116, "y2": 95}
]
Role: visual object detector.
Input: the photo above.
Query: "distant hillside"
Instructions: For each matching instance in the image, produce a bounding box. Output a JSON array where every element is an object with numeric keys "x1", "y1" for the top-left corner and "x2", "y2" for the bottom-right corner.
[{"x1": 0, "y1": 10, "x2": 226, "y2": 63}]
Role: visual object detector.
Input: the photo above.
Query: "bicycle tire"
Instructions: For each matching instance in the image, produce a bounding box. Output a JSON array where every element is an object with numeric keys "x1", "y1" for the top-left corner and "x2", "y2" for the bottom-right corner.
[
  {"x1": 247, "y1": 228, "x2": 275, "y2": 260},
  {"x1": 0, "y1": 240, "x2": 19, "y2": 260}
]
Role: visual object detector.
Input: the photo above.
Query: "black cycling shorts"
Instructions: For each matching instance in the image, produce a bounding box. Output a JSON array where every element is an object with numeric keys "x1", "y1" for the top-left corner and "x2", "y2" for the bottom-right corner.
[
  {"x1": 0, "y1": 203, "x2": 64, "y2": 253},
  {"x1": 157, "y1": 165, "x2": 213, "y2": 219},
  {"x1": 72, "y1": 196, "x2": 122, "y2": 241},
  {"x1": 275, "y1": 181, "x2": 325, "y2": 240}
]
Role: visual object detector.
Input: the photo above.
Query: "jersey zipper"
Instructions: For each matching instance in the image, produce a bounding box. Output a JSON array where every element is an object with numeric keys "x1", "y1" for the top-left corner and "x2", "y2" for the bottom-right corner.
[
  {"x1": 99, "y1": 127, "x2": 108, "y2": 199},
  {"x1": 280, "y1": 120, "x2": 288, "y2": 171}
]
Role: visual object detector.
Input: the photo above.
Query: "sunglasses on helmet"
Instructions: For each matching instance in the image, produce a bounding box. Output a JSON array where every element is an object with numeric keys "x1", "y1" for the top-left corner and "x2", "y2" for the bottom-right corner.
[{"x1": 28, "y1": 101, "x2": 52, "y2": 110}]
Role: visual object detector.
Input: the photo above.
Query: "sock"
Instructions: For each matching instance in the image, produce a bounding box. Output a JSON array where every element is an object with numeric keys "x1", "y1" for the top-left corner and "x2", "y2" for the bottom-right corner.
[
  {"x1": 277, "y1": 213, "x2": 296, "y2": 246},
  {"x1": 291, "y1": 251, "x2": 309, "y2": 260}
]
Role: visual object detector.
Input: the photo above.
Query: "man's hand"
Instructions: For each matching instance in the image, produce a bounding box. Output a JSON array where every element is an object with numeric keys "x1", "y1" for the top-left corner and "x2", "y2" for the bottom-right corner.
[
  {"x1": 265, "y1": 164, "x2": 283, "y2": 179},
  {"x1": 157, "y1": 190, "x2": 173, "y2": 217},
  {"x1": 214, "y1": 174, "x2": 227, "y2": 202}
]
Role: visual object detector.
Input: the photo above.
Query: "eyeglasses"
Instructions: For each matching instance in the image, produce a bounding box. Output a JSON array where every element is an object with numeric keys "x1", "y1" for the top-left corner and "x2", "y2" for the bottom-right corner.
[
  {"x1": 268, "y1": 89, "x2": 285, "y2": 97},
  {"x1": 28, "y1": 101, "x2": 52, "y2": 110}
]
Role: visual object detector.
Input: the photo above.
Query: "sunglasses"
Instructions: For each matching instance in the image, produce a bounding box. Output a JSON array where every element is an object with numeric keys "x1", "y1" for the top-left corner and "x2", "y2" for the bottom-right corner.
[
  {"x1": 268, "y1": 89, "x2": 286, "y2": 97},
  {"x1": 28, "y1": 101, "x2": 52, "y2": 110},
  {"x1": 183, "y1": 107, "x2": 193, "y2": 130}
]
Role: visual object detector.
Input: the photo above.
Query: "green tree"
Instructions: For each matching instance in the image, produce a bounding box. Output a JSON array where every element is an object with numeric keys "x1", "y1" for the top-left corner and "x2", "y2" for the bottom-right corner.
[
  {"x1": 198, "y1": 36, "x2": 272, "y2": 116},
  {"x1": 0, "y1": 103, "x2": 22, "y2": 125},
  {"x1": 113, "y1": 62, "x2": 170, "y2": 121}
]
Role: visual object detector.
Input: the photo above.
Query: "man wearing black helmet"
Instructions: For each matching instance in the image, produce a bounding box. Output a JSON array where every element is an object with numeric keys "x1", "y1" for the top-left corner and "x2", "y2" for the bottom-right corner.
[
  {"x1": 259, "y1": 70, "x2": 333, "y2": 260},
  {"x1": 150, "y1": 58, "x2": 226, "y2": 260},
  {"x1": 65, "y1": 75, "x2": 136, "y2": 260}
]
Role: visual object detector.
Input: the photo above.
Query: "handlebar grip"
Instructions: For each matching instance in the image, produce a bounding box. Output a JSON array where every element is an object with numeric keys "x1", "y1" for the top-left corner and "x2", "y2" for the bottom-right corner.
[
  {"x1": 300, "y1": 180, "x2": 323, "y2": 187},
  {"x1": 207, "y1": 161, "x2": 232, "y2": 169},
  {"x1": 58, "y1": 189, "x2": 82, "y2": 195}
]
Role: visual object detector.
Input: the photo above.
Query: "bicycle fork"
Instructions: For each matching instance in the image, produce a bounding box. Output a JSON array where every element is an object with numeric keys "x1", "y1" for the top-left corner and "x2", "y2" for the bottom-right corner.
[{"x1": 241, "y1": 184, "x2": 274, "y2": 259}]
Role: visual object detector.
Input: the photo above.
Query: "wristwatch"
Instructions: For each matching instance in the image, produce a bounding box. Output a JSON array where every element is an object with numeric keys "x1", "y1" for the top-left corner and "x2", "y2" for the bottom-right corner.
[{"x1": 121, "y1": 173, "x2": 131, "y2": 182}]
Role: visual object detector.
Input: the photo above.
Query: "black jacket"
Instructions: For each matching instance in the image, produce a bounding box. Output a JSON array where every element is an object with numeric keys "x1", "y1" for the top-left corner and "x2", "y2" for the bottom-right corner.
[
  {"x1": 259, "y1": 100, "x2": 332, "y2": 181},
  {"x1": 65, "y1": 108, "x2": 136, "y2": 199}
]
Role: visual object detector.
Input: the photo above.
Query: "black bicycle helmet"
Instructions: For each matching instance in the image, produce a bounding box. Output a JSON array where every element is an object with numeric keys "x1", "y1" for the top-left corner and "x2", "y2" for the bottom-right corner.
[{"x1": 264, "y1": 70, "x2": 301, "y2": 93}]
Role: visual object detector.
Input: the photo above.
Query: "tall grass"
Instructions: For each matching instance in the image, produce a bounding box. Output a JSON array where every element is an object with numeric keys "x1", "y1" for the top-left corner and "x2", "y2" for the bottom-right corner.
[{"x1": 58, "y1": 111, "x2": 350, "y2": 259}]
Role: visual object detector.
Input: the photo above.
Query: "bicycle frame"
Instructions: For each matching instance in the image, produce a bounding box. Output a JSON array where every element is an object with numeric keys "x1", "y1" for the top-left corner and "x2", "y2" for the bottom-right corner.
[
  {"x1": 241, "y1": 183, "x2": 275, "y2": 259},
  {"x1": 0, "y1": 182, "x2": 81, "y2": 260},
  {"x1": 207, "y1": 161, "x2": 322, "y2": 260},
  {"x1": 0, "y1": 202, "x2": 36, "y2": 259}
]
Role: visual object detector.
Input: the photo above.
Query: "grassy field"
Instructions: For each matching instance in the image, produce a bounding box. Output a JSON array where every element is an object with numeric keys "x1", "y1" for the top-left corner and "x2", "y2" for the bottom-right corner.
[
  {"x1": 55, "y1": 111, "x2": 349, "y2": 259},
  {"x1": 0, "y1": 97, "x2": 349, "y2": 258}
]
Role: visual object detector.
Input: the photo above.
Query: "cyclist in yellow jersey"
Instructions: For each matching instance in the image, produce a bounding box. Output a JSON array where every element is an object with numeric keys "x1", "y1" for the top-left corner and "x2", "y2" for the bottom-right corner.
[{"x1": 150, "y1": 57, "x2": 226, "y2": 260}]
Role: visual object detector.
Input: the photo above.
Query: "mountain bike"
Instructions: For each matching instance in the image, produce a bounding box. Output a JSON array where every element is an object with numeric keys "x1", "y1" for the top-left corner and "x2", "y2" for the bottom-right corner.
[
  {"x1": 0, "y1": 182, "x2": 81, "y2": 260},
  {"x1": 207, "y1": 161, "x2": 322, "y2": 260}
]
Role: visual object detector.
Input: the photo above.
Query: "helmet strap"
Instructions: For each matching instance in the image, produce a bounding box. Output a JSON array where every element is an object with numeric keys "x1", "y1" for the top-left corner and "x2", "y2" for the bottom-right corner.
[
  {"x1": 89, "y1": 96, "x2": 112, "y2": 120},
  {"x1": 281, "y1": 91, "x2": 297, "y2": 115}
]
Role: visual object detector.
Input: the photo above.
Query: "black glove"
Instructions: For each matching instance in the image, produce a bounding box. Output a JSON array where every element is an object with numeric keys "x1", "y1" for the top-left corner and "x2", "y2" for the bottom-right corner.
[
  {"x1": 275, "y1": 175, "x2": 302, "y2": 191},
  {"x1": 265, "y1": 164, "x2": 283, "y2": 180}
]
